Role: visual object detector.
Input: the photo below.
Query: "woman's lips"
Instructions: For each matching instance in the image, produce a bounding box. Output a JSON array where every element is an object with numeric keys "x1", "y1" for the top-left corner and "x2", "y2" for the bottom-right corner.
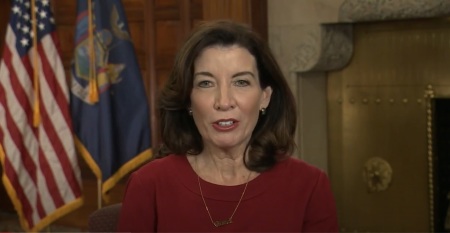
[{"x1": 212, "y1": 119, "x2": 239, "y2": 131}]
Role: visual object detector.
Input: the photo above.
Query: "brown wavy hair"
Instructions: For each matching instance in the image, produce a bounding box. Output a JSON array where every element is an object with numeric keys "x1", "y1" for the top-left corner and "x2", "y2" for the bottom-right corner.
[{"x1": 157, "y1": 20, "x2": 297, "y2": 172}]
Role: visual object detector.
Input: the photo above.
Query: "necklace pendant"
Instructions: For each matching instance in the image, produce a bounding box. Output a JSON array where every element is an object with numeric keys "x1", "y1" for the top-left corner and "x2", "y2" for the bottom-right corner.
[{"x1": 213, "y1": 219, "x2": 232, "y2": 227}]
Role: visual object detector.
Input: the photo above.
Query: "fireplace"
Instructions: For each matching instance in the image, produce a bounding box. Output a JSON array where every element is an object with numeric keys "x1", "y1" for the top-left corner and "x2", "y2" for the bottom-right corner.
[
  {"x1": 268, "y1": 0, "x2": 450, "y2": 231},
  {"x1": 433, "y1": 98, "x2": 450, "y2": 232}
]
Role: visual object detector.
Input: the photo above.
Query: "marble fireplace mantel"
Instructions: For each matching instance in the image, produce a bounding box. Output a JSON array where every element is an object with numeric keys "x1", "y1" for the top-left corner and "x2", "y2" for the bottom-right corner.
[
  {"x1": 269, "y1": 0, "x2": 450, "y2": 74},
  {"x1": 267, "y1": 0, "x2": 450, "y2": 171}
]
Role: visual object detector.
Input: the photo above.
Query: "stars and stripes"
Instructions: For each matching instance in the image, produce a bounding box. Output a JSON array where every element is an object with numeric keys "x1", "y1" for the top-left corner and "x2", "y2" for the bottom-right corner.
[{"x1": 0, "y1": 0, "x2": 83, "y2": 231}]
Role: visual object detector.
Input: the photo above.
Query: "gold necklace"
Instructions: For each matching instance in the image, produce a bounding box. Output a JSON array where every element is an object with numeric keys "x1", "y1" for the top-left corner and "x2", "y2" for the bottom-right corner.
[{"x1": 197, "y1": 173, "x2": 250, "y2": 227}]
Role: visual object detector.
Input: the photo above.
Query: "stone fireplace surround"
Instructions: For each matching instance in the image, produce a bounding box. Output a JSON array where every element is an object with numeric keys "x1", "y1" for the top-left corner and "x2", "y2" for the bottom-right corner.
[{"x1": 267, "y1": 0, "x2": 450, "y2": 172}]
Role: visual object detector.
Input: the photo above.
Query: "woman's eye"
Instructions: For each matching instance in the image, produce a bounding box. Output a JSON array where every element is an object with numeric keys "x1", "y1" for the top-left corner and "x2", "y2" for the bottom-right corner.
[
  {"x1": 198, "y1": 80, "x2": 213, "y2": 87},
  {"x1": 234, "y1": 80, "x2": 250, "y2": 87}
]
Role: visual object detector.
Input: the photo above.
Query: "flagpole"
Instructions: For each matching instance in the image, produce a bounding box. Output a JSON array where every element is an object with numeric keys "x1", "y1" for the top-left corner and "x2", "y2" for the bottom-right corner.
[
  {"x1": 88, "y1": 0, "x2": 99, "y2": 103},
  {"x1": 31, "y1": 0, "x2": 40, "y2": 127},
  {"x1": 97, "y1": 179, "x2": 102, "y2": 209},
  {"x1": 88, "y1": 0, "x2": 101, "y2": 210}
]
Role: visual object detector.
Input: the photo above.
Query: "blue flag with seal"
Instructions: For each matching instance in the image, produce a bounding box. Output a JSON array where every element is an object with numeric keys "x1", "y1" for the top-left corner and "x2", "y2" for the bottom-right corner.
[{"x1": 70, "y1": 0, "x2": 152, "y2": 200}]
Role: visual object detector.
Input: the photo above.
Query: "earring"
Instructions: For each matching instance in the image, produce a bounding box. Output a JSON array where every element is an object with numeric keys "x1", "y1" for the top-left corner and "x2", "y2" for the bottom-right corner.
[
  {"x1": 260, "y1": 108, "x2": 266, "y2": 115},
  {"x1": 188, "y1": 108, "x2": 193, "y2": 116}
]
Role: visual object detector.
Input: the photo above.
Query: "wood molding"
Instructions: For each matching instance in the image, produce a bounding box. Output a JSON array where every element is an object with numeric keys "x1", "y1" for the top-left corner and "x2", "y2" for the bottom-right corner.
[
  {"x1": 202, "y1": 0, "x2": 267, "y2": 40},
  {"x1": 203, "y1": 0, "x2": 250, "y2": 23},
  {"x1": 144, "y1": 0, "x2": 158, "y2": 151},
  {"x1": 0, "y1": 0, "x2": 10, "y2": 55}
]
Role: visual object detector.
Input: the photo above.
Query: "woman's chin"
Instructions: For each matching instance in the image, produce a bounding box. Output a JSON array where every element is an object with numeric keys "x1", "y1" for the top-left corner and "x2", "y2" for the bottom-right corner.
[{"x1": 210, "y1": 140, "x2": 246, "y2": 151}]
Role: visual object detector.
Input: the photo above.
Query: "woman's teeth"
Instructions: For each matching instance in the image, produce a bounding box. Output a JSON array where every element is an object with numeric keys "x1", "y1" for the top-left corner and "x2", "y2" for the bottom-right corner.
[{"x1": 218, "y1": 121, "x2": 233, "y2": 126}]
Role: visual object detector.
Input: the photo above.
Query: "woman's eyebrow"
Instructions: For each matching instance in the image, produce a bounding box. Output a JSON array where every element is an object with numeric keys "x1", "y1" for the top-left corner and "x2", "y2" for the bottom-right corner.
[
  {"x1": 194, "y1": 71, "x2": 255, "y2": 79},
  {"x1": 194, "y1": 71, "x2": 214, "y2": 78},
  {"x1": 232, "y1": 71, "x2": 255, "y2": 78}
]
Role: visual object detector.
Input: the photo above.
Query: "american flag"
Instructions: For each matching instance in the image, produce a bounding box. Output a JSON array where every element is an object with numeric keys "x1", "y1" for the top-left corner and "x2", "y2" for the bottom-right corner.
[{"x1": 0, "y1": 0, "x2": 83, "y2": 231}]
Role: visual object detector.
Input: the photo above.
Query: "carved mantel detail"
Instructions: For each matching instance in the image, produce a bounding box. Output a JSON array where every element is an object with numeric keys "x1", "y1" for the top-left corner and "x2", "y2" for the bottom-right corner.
[
  {"x1": 339, "y1": 0, "x2": 450, "y2": 22},
  {"x1": 269, "y1": 0, "x2": 450, "y2": 73},
  {"x1": 291, "y1": 24, "x2": 353, "y2": 73}
]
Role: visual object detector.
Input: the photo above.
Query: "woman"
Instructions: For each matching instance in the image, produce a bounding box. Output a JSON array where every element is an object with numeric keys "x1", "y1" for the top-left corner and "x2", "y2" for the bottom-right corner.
[{"x1": 117, "y1": 20, "x2": 339, "y2": 232}]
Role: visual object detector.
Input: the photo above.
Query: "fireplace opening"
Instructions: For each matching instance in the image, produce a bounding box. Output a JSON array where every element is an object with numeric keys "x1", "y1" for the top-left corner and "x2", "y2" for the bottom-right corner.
[{"x1": 433, "y1": 98, "x2": 450, "y2": 232}]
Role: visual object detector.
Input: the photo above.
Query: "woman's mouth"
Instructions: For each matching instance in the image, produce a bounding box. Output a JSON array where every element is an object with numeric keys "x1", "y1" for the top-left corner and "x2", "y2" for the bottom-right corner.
[{"x1": 213, "y1": 119, "x2": 239, "y2": 131}]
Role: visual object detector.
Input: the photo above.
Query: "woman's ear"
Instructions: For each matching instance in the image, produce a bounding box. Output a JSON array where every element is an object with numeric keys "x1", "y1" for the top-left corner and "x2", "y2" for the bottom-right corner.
[{"x1": 261, "y1": 86, "x2": 273, "y2": 108}]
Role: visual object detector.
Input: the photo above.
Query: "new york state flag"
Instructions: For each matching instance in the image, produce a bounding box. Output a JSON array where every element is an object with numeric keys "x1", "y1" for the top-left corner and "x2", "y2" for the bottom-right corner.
[{"x1": 70, "y1": 0, "x2": 152, "y2": 200}]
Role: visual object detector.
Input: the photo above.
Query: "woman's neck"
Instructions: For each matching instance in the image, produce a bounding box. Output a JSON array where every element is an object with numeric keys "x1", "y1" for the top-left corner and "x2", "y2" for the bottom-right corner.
[{"x1": 188, "y1": 151, "x2": 254, "y2": 186}]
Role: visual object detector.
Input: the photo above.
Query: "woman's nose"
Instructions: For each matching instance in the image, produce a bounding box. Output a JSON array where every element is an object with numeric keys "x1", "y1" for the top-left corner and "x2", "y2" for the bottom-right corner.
[{"x1": 214, "y1": 85, "x2": 235, "y2": 110}]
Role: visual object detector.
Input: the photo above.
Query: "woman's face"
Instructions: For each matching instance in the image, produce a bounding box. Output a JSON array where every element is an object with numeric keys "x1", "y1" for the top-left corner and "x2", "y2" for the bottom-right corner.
[{"x1": 190, "y1": 45, "x2": 272, "y2": 152}]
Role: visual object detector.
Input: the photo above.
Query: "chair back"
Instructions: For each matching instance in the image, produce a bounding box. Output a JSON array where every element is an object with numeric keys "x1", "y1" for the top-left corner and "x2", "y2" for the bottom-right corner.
[{"x1": 87, "y1": 203, "x2": 122, "y2": 232}]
